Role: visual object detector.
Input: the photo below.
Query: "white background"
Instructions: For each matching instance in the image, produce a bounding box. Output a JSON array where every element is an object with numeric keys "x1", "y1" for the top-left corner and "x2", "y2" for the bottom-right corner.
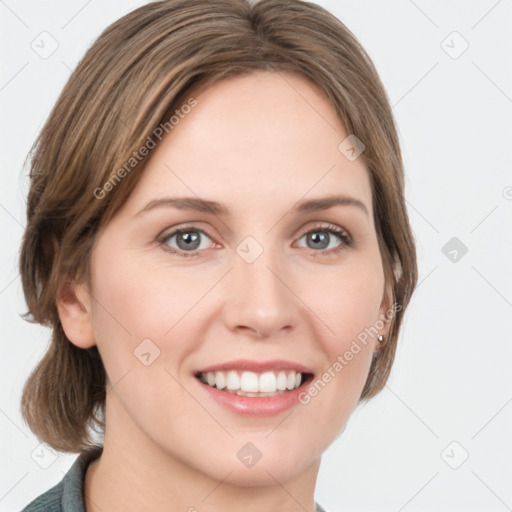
[{"x1": 1, "y1": 1, "x2": 511, "y2": 511}]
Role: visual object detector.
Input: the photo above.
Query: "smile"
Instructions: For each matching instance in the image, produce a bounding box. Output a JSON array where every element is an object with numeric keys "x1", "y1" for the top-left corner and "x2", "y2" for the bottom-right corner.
[
  {"x1": 194, "y1": 359, "x2": 314, "y2": 416},
  {"x1": 196, "y1": 370, "x2": 308, "y2": 396}
]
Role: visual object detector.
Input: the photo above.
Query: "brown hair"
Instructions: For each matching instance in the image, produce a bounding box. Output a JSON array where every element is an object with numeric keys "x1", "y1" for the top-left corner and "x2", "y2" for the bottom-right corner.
[{"x1": 19, "y1": 0, "x2": 418, "y2": 453}]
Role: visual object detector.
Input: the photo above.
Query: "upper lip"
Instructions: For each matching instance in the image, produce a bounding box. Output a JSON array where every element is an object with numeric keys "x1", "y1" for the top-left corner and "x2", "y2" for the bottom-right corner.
[{"x1": 195, "y1": 359, "x2": 314, "y2": 374}]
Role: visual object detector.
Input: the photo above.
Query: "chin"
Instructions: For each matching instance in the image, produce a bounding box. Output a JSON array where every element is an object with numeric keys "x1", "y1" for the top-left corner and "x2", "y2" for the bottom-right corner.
[
  {"x1": 197, "y1": 439, "x2": 317, "y2": 487},
  {"x1": 216, "y1": 459, "x2": 311, "y2": 488}
]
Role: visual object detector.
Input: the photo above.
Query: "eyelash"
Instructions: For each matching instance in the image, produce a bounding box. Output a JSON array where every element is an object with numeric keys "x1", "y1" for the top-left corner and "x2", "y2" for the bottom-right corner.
[{"x1": 157, "y1": 222, "x2": 353, "y2": 259}]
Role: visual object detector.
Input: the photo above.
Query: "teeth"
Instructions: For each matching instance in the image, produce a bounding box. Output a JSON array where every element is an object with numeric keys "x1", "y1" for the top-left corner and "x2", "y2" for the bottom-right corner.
[
  {"x1": 286, "y1": 371, "x2": 296, "y2": 390},
  {"x1": 276, "y1": 371, "x2": 288, "y2": 391},
  {"x1": 240, "y1": 371, "x2": 259, "y2": 392},
  {"x1": 226, "y1": 370, "x2": 240, "y2": 390},
  {"x1": 259, "y1": 372, "x2": 276, "y2": 392},
  {"x1": 215, "y1": 372, "x2": 226, "y2": 390},
  {"x1": 197, "y1": 369, "x2": 306, "y2": 394}
]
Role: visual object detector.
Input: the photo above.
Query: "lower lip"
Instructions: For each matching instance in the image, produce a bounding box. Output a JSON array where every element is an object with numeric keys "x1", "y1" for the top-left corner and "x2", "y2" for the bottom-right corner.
[{"x1": 195, "y1": 377, "x2": 312, "y2": 417}]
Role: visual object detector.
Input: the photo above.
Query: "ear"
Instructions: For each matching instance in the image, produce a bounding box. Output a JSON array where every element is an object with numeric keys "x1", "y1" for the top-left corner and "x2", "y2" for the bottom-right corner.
[
  {"x1": 56, "y1": 280, "x2": 96, "y2": 348},
  {"x1": 377, "y1": 277, "x2": 394, "y2": 339}
]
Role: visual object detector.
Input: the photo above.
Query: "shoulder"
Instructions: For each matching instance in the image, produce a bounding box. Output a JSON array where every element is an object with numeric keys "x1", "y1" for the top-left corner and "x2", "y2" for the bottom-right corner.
[
  {"x1": 21, "y1": 481, "x2": 63, "y2": 512},
  {"x1": 21, "y1": 446, "x2": 103, "y2": 512}
]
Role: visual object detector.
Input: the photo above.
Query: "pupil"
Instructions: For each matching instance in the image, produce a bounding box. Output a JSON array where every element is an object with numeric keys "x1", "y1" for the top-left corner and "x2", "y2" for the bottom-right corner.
[
  {"x1": 309, "y1": 232, "x2": 328, "y2": 249},
  {"x1": 178, "y1": 231, "x2": 200, "y2": 250}
]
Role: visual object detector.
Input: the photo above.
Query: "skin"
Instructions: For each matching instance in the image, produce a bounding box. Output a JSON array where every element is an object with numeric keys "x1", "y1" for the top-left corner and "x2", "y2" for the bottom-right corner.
[{"x1": 58, "y1": 70, "x2": 391, "y2": 512}]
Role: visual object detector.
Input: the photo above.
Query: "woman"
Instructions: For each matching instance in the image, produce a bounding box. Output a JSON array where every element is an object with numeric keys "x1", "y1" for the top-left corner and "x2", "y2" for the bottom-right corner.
[{"x1": 19, "y1": 0, "x2": 418, "y2": 510}]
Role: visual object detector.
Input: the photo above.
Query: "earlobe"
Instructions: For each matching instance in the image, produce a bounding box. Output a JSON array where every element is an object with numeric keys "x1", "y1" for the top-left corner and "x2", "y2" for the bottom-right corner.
[{"x1": 56, "y1": 281, "x2": 96, "y2": 349}]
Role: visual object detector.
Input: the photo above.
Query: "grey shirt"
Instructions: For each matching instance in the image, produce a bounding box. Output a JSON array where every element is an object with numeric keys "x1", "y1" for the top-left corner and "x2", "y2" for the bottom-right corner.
[{"x1": 21, "y1": 446, "x2": 327, "y2": 512}]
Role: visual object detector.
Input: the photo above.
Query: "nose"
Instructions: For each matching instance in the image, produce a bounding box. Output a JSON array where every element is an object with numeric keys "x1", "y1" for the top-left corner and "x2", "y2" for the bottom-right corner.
[{"x1": 220, "y1": 244, "x2": 299, "y2": 339}]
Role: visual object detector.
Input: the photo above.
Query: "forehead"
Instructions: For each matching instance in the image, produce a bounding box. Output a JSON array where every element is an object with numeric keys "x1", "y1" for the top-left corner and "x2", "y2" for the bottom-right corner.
[{"x1": 119, "y1": 71, "x2": 373, "y2": 220}]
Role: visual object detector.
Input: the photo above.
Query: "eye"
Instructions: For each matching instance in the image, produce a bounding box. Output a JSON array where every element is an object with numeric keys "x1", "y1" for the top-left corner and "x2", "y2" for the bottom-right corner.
[
  {"x1": 158, "y1": 225, "x2": 215, "y2": 257},
  {"x1": 157, "y1": 222, "x2": 352, "y2": 258},
  {"x1": 294, "y1": 223, "x2": 352, "y2": 256}
]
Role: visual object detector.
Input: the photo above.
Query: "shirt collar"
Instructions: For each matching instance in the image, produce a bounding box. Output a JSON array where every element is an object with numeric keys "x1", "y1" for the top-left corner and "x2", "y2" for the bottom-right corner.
[{"x1": 61, "y1": 445, "x2": 103, "y2": 511}]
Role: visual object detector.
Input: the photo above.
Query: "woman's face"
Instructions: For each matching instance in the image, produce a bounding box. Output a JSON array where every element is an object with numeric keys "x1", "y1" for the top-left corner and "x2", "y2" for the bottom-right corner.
[{"x1": 75, "y1": 71, "x2": 390, "y2": 485}]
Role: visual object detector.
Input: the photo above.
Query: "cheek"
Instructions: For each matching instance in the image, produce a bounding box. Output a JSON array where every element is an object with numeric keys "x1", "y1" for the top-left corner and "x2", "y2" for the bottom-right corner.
[
  {"x1": 310, "y1": 252, "x2": 385, "y2": 344},
  {"x1": 87, "y1": 253, "x2": 197, "y2": 428},
  {"x1": 87, "y1": 244, "x2": 230, "y2": 404},
  {"x1": 300, "y1": 254, "x2": 384, "y2": 417},
  {"x1": 89, "y1": 248, "x2": 205, "y2": 343}
]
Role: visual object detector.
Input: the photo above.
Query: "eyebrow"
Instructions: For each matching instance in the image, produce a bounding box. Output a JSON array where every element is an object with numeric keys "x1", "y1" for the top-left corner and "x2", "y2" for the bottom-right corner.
[{"x1": 136, "y1": 194, "x2": 369, "y2": 217}]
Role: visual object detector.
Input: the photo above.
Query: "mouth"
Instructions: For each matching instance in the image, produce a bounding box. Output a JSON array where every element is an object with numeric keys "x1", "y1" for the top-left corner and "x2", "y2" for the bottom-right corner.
[
  {"x1": 194, "y1": 369, "x2": 314, "y2": 397},
  {"x1": 193, "y1": 360, "x2": 315, "y2": 416}
]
